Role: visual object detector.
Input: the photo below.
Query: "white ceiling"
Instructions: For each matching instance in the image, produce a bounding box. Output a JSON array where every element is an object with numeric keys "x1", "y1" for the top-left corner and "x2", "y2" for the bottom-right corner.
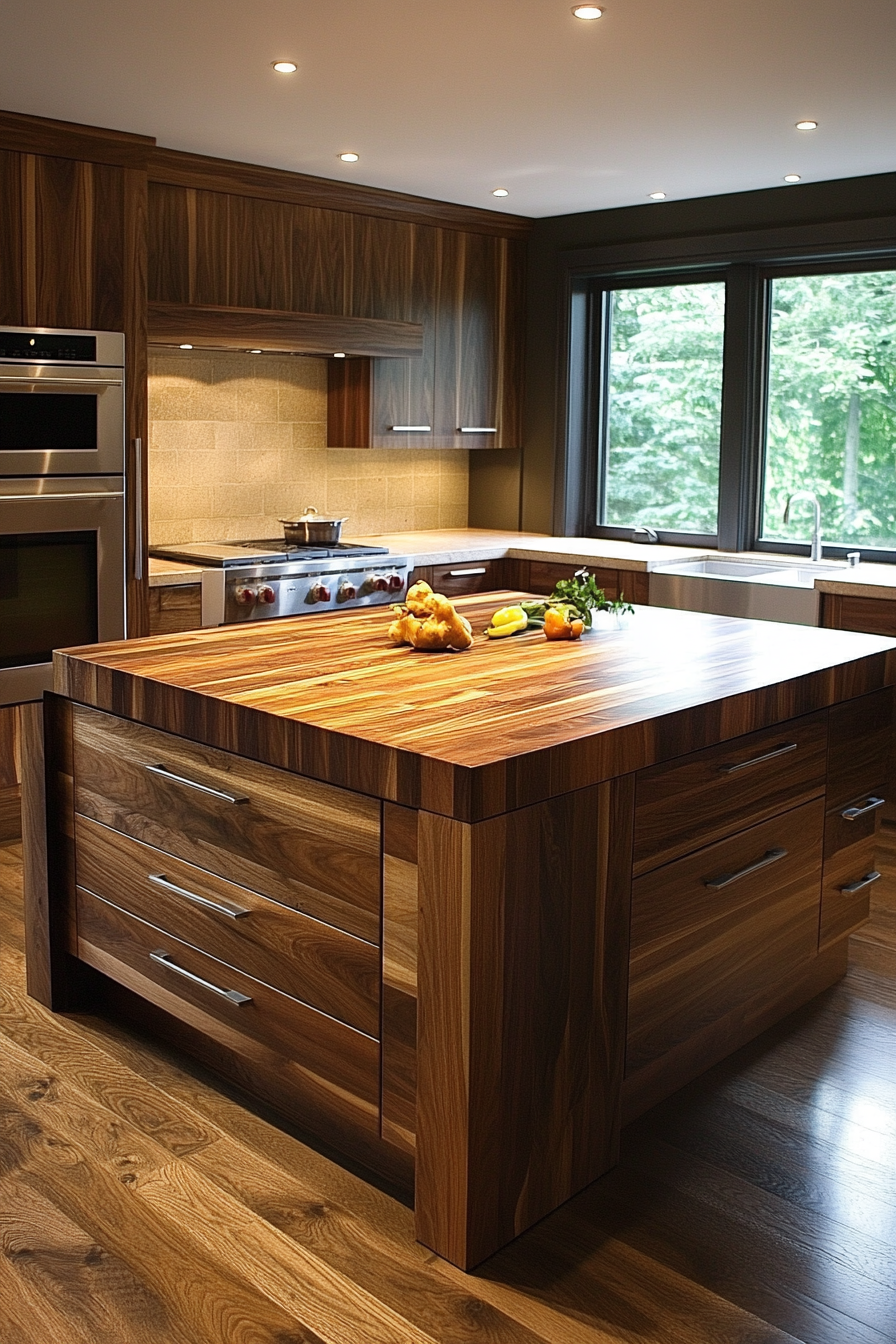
[{"x1": 3, "y1": 0, "x2": 895, "y2": 218}]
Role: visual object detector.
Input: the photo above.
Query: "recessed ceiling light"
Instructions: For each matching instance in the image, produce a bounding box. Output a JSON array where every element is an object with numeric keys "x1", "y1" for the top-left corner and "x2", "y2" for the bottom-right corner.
[
  {"x1": 648, "y1": 191, "x2": 666, "y2": 200},
  {"x1": 333, "y1": 352, "x2": 346, "y2": 358},
  {"x1": 339, "y1": 152, "x2": 360, "y2": 163},
  {"x1": 572, "y1": 5, "x2": 603, "y2": 17},
  {"x1": 795, "y1": 120, "x2": 818, "y2": 131},
  {"x1": 492, "y1": 188, "x2": 509, "y2": 197},
  {"x1": 248, "y1": 349, "x2": 263, "y2": 354},
  {"x1": 272, "y1": 61, "x2": 297, "y2": 74},
  {"x1": 783, "y1": 174, "x2": 802, "y2": 183},
  {"x1": 179, "y1": 343, "x2": 193, "y2": 350}
]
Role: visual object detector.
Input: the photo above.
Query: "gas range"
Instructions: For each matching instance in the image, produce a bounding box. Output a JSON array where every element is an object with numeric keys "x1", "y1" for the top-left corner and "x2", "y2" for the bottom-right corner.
[{"x1": 149, "y1": 539, "x2": 410, "y2": 627}]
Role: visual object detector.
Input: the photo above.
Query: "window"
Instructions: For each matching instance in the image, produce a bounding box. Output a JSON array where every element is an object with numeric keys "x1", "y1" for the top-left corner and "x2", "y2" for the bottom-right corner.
[
  {"x1": 576, "y1": 255, "x2": 896, "y2": 559},
  {"x1": 600, "y1": 281, "x2": 725, "y2": 537},
  {"x1": 761, "y1": 270, "x2": 896, "y2": 550}
]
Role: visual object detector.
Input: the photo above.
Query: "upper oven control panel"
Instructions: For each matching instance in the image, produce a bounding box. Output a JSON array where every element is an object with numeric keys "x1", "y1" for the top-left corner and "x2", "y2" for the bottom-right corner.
[{"x1": 0, "y1": 327, "x2": 124, "y2": 367}]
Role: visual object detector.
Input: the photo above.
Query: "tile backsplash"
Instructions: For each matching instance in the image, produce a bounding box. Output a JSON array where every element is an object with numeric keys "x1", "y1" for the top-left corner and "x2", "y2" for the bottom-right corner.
[{"x1": 147, "y1": 349, "x2": 469, "y2": 545}]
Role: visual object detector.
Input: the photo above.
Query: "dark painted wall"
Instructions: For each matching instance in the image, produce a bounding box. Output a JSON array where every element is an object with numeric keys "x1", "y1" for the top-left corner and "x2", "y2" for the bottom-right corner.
[{"x1": 469, "y1": 171, "x2": 896, "y2": 535}]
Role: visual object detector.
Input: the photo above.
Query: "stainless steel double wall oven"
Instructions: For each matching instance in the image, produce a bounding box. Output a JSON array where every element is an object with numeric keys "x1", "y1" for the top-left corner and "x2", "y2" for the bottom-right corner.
[{"x1": 0, "y1": 328, "x2": 127, "y2": 705}]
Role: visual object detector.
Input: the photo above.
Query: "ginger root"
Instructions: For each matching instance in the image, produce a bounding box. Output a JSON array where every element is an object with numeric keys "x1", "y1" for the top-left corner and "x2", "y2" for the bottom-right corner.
[{"x1": 388, "y1": 581, "x2": 474, "y2": 651}]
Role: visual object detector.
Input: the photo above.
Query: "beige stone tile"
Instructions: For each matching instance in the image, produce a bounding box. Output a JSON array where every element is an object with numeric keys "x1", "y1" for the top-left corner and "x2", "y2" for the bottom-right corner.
[
  {"x1": 149, "y1": 484, "x2": 187, "y2": 521},
  {"x1": 147, "y1": 518, "x2": 188, "y2": 547},
  {"x1": 413, "y1": 505, "x2": 441, "y2": 531},
  {"x1": 233, "y1": 376, "x2": 280, "y2": 422},
  {"x1": 440, "y1": 448, "x2": 470, "y2": 475},
  {"x1": 291, "y1": 420, "x2": 328, "y2": 450},
  {"x1": 412, "y1": 450, "x2": 442, "y2": 478},
  {"x1": 263, "y1": 483, "x2": 308, "y2": 520},
  {"x1": 215, "y1": 516, "x2": 270, "y2": 542},
  {"x1": 149, "y1": 354, "x2": 215, "y2": 386},
  {"x1": 325, "y1": 479, "x2": 359, "y2": 518},
  {"x1": 326, "y1": 448, "x2": 366, "y2": 475},
  {"x1": 384, "y1": 501, "x2": 416, "y2": 532},
  {"x1": 149, "y1": 420, "x2": 216, "y2": 454},
  {"x1": 280, "y1": 373, "x2": 327, "y2": 424},
  {"x1": 412, "y1": 473, "x2": 440, "y2": 507}
]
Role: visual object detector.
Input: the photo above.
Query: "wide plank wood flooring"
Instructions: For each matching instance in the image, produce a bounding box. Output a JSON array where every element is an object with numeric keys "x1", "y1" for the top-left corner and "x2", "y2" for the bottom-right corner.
[{"x1": 1, "y1": 836, "x2": 895, "y2": 1344}]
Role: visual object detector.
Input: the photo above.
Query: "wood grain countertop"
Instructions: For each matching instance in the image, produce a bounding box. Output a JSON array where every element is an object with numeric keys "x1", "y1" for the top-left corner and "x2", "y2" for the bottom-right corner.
[{"x1": 54, "y1": 598, "x2": 896, "y2": 822}]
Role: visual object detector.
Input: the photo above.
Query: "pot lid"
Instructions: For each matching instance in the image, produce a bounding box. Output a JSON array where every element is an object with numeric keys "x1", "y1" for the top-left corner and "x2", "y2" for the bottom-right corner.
[{"x1": 279, "y1": 506, "x2": 349, "y2": 526}]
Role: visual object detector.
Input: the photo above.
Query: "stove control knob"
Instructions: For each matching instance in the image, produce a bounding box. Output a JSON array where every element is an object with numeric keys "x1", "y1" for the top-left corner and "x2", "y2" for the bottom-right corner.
[
  {"x1": 309, "y1": 583, "x2": 331, "y2": 603},
  {"x1": 256, "y1": 585, "x2": 276, "y2": 605},
  {"x1": 387, "y1": 572, "x2": 405, "y2": 593},
  {"x1": 235, "y1": 586, "x2": 257, "y2": 605},
  {"x1": 371, "y1": 575, "x2": 390, "y2": 593},
  {"x1": 338, "y1": 581, "x2": 357, "y2": 602}
]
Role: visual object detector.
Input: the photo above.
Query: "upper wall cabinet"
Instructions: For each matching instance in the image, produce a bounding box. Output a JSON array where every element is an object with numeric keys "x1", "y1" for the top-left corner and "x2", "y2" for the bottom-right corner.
[
  {"x1": 328, "y1": 229, "x2": 526, "y2": 450},
  {"x1": 147, "y1": 171, "x2": 527, "y2": 452}
]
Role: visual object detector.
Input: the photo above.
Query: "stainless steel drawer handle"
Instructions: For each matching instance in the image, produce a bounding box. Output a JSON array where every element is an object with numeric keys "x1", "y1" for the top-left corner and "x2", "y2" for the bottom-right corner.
[
  {"x1": 391, "y1": 425, "x2": 431, "y2": 432},
  {"x1": 705, "y1": 847, "x2": 788, "y2": 890},
  {"x1": 841, "y1": 796, "x2": 885, "y2": 821},
  {"x1": 148, "y1": 872, "x2": 250, "y2": 919},
  {"x1": 448, "y1": 567, "x2": 487, "y2": 577},
  {"x1": 145, "y1": 763, "x2": 249, "y2": 804},
  {"x1": 150, "y1": 950, "x2": 252, "y2": 1005},
  {"x1": 459, "y1": 427, "x2": 497, "y2": 433},
  {"x1": 0, "y1": 375, "x2": 123, "y2": 386},
  {"x1": 839, "y1": 871, "x2": 881, "y2": 895},
  {"x1": 717, "y1": 743, "x2": 798, "y2": 775},
  {"x1": 0, "y1": 491, "x2": 125, "y2": 501}
]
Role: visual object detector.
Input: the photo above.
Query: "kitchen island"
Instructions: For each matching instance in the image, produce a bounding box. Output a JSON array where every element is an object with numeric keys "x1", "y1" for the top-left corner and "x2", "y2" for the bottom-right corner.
[{"x1": 22, "y1": 598, "x2": 896, "y2": 1270}]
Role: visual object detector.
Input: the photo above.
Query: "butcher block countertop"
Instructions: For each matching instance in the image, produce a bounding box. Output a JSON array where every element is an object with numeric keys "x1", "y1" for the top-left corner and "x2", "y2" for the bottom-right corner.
[{"x1": 55, "y1": 597, "x2": 896, "y2": 823}]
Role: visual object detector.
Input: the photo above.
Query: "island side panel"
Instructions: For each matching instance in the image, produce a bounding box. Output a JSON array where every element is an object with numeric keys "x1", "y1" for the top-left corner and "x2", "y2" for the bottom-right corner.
[{"x1": 415, "y1": 776, "x2": 635, "y2": 1270}]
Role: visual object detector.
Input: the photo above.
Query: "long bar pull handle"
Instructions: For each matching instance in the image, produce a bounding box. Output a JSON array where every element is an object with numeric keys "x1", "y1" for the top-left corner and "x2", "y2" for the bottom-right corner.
[
  {"x1": 839, "y1": 871, "x2": 881, "y2": 895},
  {"x1": 0, "y1": 491, "x2": 125, "y2": 501},
  {"x1": 148, "y1": 872, "x2": 250, "y2": 919},
  {"x1": 0, "y1": 375, "x2": 123, "y2": 386},
  {"x1": 391, "y1": 425, "x2": 432, "y2": 432},
  {"x1": 459, "y1": 427, "x2": 497, "y2": 434},
  {"x1": 704, "y1": 847, "x2": 788, "y2": 890},
  {"x1": 144, "y1": 763, "x2": 249, "y2": 805},
  {"x1": 717, "y1": 743, "x2": 798, "y2": 775},
  {"x1": 150, "y1": 950, "x2": 252, "y2": 1005},
  {"x1": 133, "y1": 436, "x2": 144, "y2": 582},
  {"x1": 841, "y1": 796, "x2": 885, "y2": 821},
  {"x1": 448, "y1": 567, "x2": 487, "y2": 577}
]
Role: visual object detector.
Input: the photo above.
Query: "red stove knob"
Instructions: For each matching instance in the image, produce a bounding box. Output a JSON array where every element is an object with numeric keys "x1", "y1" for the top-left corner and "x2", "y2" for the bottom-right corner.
[
  {"x1": 387, "y1": 572, "x2": 404, "y2": 593},
  {"x1": 338, "y1": 582, "x2": 357, "y2": 601},
  {"x1": 256, "y1": 585, "x2": 276, "y2": 605},
  {"x1": 310, "y1": 583, "x2": 331, "y2": 603},
  {"x1": 235, "y1": 586, "x2": 257, "y2": 605},
  {"x1": 371, "y1": 575, "x2": 390, "y2": 592}
]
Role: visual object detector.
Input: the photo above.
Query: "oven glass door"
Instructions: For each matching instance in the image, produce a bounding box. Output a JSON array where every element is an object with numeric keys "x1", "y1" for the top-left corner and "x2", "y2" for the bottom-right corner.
[
  {"x1": 0, "y1": 365, "x2": 125, "y2": 476},
  {"x1": 0, "y1": 479, "x2": 125, "y2": 704}
]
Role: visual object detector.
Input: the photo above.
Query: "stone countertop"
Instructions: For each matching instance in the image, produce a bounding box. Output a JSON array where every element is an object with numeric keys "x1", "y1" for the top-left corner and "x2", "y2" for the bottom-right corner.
[{"x1": 148, "y1": 530, "x2": 896, "y2": 601}]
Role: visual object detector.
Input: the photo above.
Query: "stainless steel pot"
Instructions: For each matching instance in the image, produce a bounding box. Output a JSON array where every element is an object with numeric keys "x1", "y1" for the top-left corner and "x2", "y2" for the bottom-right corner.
[{"x1": 279, "y1": 506, "x2": 348, "y2": 545}]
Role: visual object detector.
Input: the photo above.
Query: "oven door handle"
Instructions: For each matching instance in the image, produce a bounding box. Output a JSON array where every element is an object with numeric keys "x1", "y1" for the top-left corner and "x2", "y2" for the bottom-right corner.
[
  {"x1": 0, "y1": 375, "x2": 123, "y2": 386},
  {"x1": 0, "y1": 491, "x2": 124, "y2": 501}
]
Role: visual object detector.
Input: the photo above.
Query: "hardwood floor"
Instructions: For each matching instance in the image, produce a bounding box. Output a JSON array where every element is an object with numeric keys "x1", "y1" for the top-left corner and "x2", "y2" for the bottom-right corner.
[{"x1": 1, "y1": 838, "x2": 894, "y2": 1343}]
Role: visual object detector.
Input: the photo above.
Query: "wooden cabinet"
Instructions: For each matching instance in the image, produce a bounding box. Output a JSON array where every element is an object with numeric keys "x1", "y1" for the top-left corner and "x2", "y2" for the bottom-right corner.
[
  {"x1": 327, "y1": 228, "x2": 525, "y2": 451},
  {"x1": 628, "y1": 798, "x2": 825, "y2": 1075},
  {"x1": 67, "y1": 701, "x2": 389, "y2": 1171},
  {"x1": 0, "y1": 706, "x2": 21, "y2": 842},
  {"x1": 148, "y1": 584, "x2": 202, "y2": 635},
  {"x1": 510, "y1": 558, "x2": 651, "y2": 605}
]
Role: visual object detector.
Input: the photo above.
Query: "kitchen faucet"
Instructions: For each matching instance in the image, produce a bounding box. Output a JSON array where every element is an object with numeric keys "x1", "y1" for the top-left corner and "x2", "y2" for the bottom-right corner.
[{"x1": 783, "y1": 490, "x2": 823, "y2": 562}]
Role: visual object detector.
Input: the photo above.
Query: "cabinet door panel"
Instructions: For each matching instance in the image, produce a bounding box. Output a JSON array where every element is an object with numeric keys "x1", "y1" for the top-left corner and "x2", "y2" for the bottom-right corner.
[
  {"x1": 827, "y1": 687, "x2": 893, "y2": 812},
  {"x1": 819, "y1": 832, "x2": 877, "y2": 950},
  {"x1": 634, "y1": 710, "x2": 828, "y2": 876},
  {"x1": 76, "y1": 887, "x2": 380, "y2": 1120},
  {"x1": 527, "y1": 561, "x2": 620, "y2": 597},
  {"x1": 371, "y1": 224, "x2": 437, "y2": 448},
  {"x1": 429, "y1": 559, "x2": 507, "y2": 596},
  {"x1": 75, "y1": 815, "x2": 381, "y2": 1035},
  {"x1": 72, "y1": 704, "x2": 382, "y2": 943},
  {"x1": 627, "y1": 799, "x2": 824, "y2": 1074}
]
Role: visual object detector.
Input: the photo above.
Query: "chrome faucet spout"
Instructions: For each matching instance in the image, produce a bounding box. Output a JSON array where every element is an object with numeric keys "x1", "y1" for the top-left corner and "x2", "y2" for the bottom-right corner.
[{"x1": 783, "y1": 490, "x2": 823, "y2": 562}]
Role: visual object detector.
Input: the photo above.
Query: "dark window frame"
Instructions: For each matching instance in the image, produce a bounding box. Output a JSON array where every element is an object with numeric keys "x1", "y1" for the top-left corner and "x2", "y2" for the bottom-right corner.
[{"x1": 564, "y1": 243, "x2": 896, "y2": 561}]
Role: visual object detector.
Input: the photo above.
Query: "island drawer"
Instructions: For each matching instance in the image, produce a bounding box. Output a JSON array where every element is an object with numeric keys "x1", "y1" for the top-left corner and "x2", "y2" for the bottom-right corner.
[
  {"x1": 819, "y1": 832, "x2": 877, "y2": 950},
  {"x1": 826, "y1": 687, "x2": 893, "y2": 812},
  {"x1": 71, "y1": 704, "x2": 382, "y2": 944},
  {"x1": 633, "y1": 711, "x2": 828, "y2": 876},
  {"x1": 75, "y1": 815, "x2": 380, "y2": 1037},
  {"x1": 627, "y1": 797, "x2": 824, "y2": 1074},
  {"x1": 76, "y1": 886, "x2": 380, "y2": 1125}
]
